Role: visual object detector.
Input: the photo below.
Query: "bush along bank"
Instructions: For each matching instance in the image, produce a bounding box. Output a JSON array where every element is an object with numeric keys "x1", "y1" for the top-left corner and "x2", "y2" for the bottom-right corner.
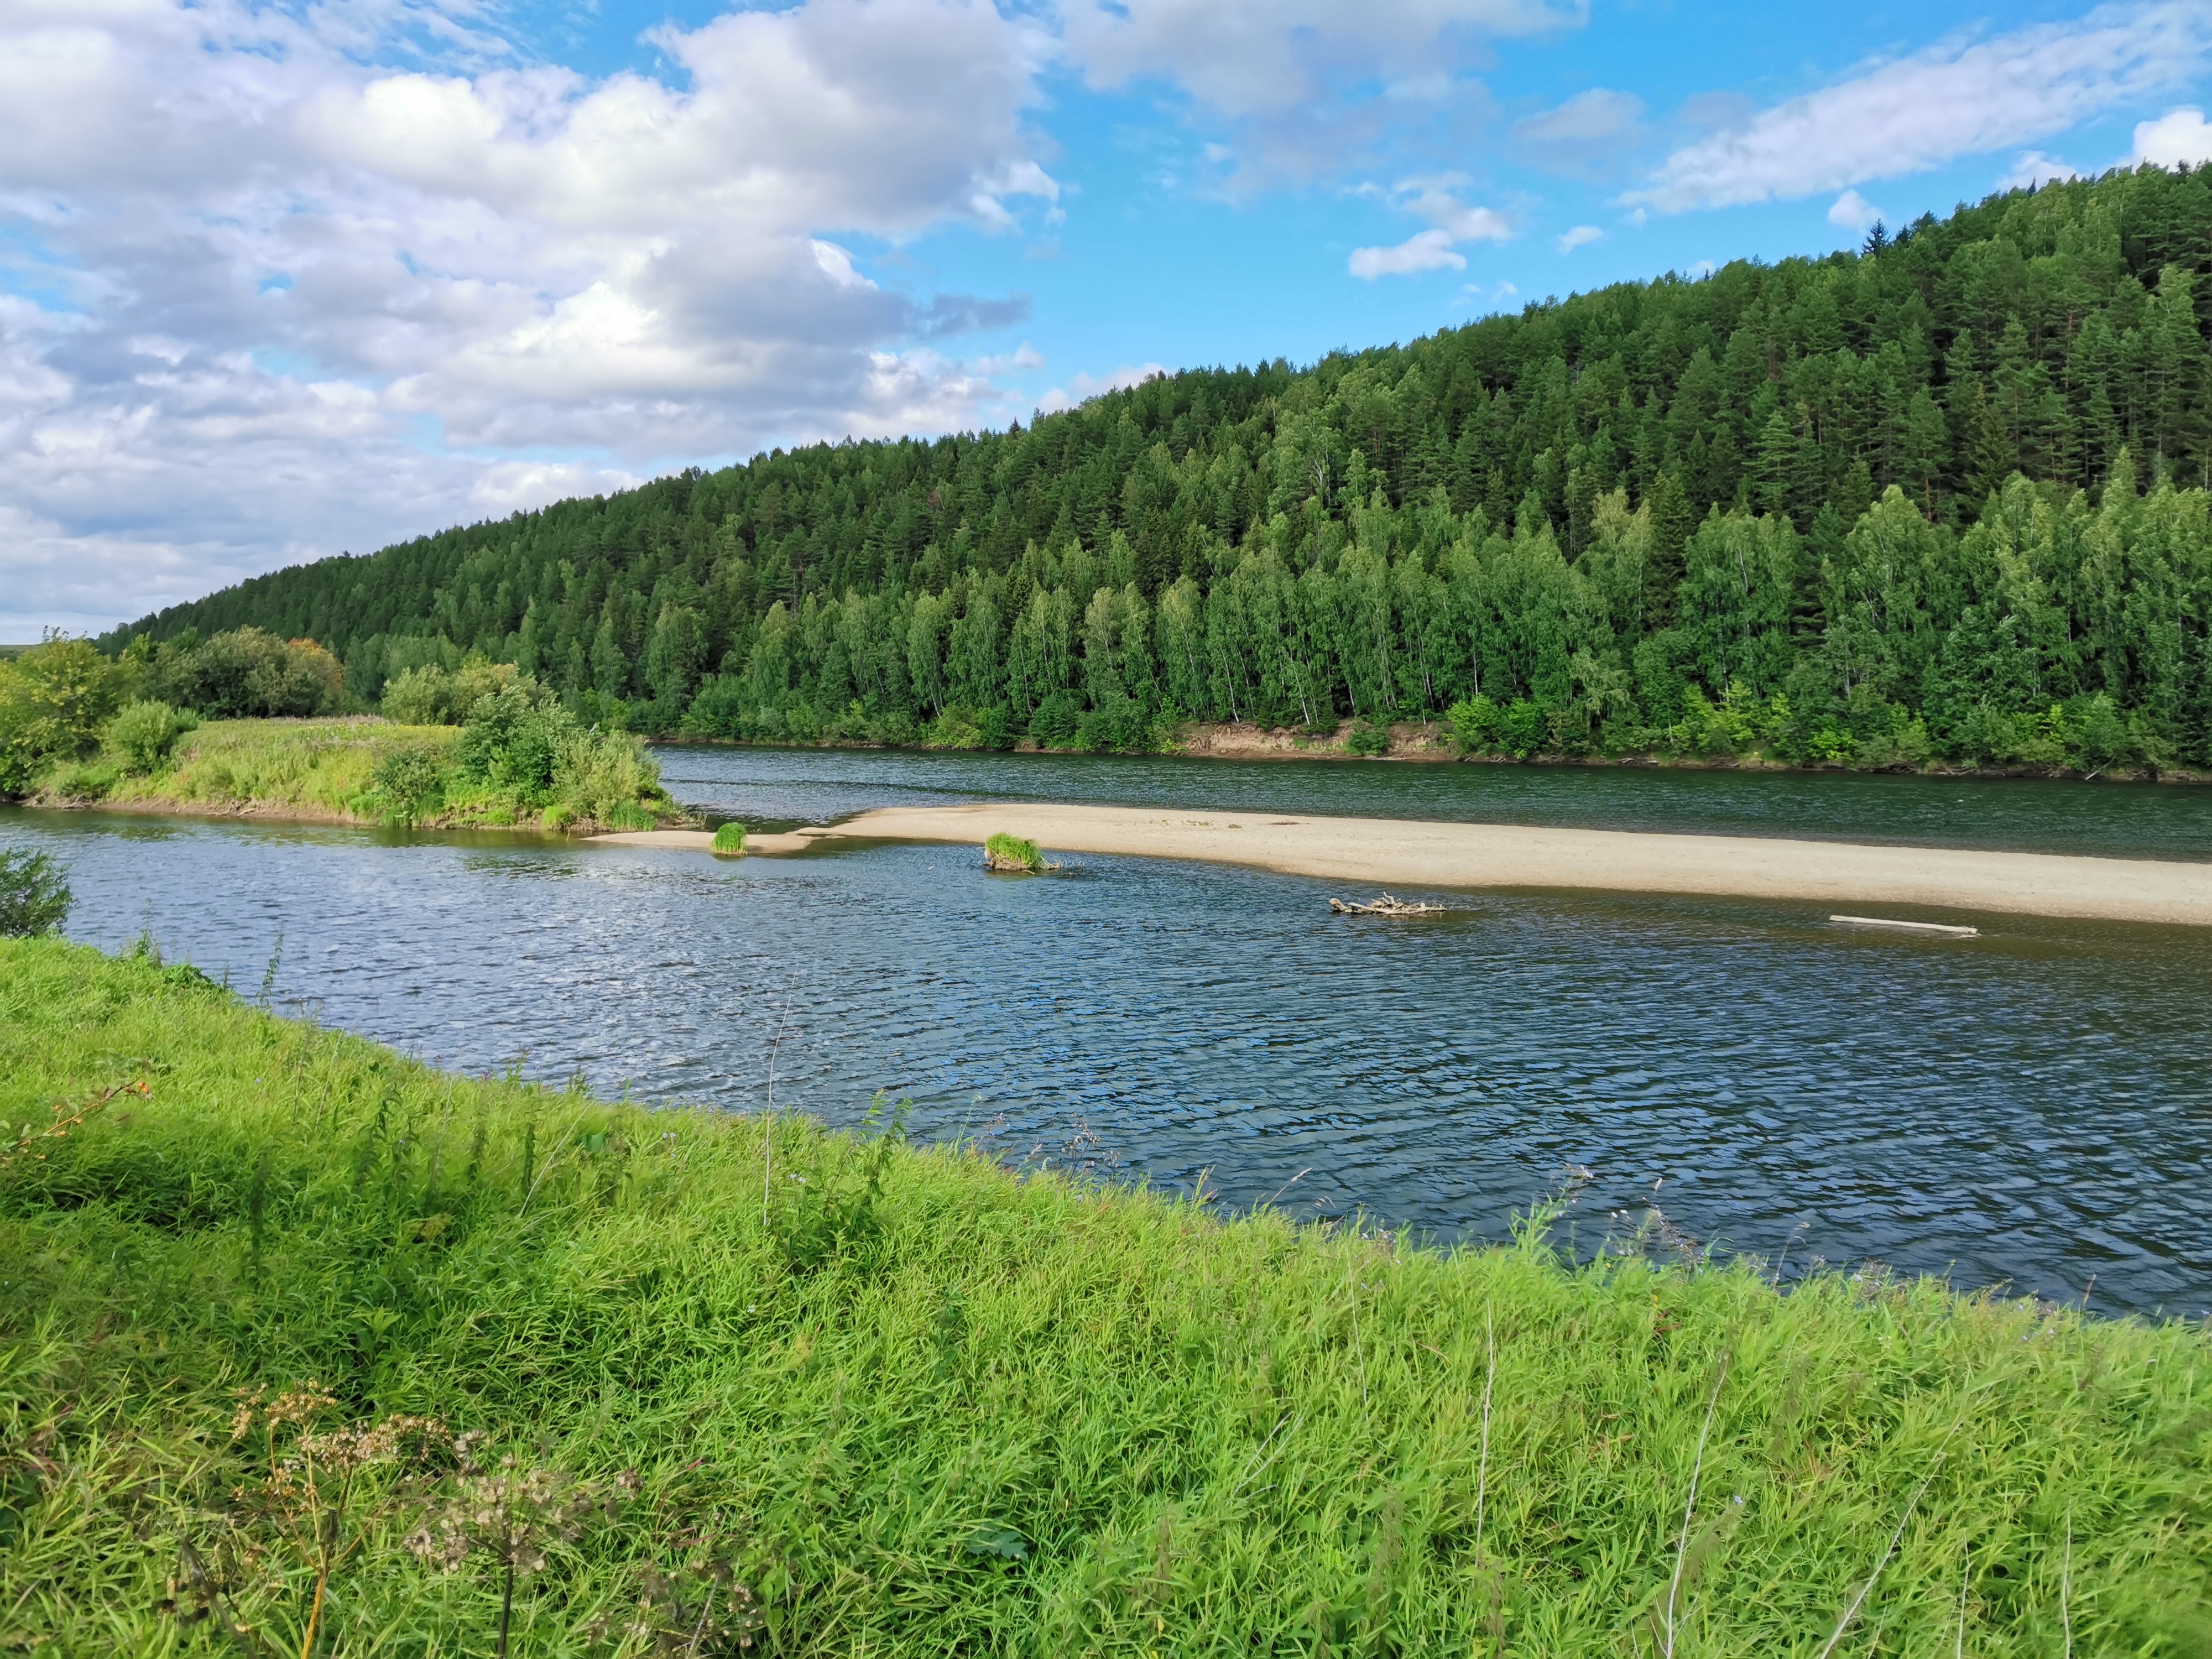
[
  {"x1": 1, "y1": 640, "x2": 677, "y2": 832},
  {"x1": 4, "y1": 933, "x2": 2209, "y2": 1654}
]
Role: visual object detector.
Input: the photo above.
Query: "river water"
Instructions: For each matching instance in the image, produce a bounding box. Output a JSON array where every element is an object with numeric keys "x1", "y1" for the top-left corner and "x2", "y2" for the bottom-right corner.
[{"x1": 6, "y1": 747, "x2": 2210, "y2": 1317}]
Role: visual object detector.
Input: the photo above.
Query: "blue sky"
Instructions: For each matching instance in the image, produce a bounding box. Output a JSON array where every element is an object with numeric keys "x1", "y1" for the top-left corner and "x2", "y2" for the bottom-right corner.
[{"x1": 4, "y1": 0, "x2": 2211, "y2": 635}]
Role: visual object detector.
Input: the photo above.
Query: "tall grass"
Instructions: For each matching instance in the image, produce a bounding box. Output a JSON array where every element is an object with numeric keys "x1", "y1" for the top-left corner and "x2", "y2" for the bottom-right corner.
[
  {"x1": 2, "y1": 934, "x2": 2208, "y2": 1654},
  {"x1": 89, "y1": 717, "x2": 456, "y2": 817}
]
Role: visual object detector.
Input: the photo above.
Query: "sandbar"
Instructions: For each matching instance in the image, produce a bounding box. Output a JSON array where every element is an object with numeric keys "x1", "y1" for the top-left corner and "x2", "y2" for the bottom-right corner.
[{"x1": 591, "y1": 804, "x2": 2212, "y2": 925}]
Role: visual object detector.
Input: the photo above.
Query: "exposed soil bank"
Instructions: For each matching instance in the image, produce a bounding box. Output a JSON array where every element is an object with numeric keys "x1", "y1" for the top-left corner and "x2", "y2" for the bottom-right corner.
[{"x1": 594, "y1": 802, "x2": 2212, "y2": 925}]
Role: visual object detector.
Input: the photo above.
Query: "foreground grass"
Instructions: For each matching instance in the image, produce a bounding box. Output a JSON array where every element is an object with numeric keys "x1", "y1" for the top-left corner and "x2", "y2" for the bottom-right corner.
[{"x1": 3, "y1": 938, "x2": 2208, "y2": 1655}]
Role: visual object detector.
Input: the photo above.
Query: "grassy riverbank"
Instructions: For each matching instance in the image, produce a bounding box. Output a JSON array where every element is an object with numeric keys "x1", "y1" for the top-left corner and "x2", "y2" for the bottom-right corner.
[
  {"x1": 13, "y1": 938, "x2": 2212, "y2": 1655},
  {"x1": 25, "y1": 716, "x2": 681, "y2": 834},
  {"x1": 6, "y1": 940, "x2": 2209, "y2": 1652}
]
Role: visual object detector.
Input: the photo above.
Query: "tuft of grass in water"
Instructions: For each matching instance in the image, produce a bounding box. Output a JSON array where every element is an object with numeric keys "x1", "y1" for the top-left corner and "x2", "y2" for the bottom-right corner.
[
  {"x1": 984, "y1": 831, "x2": 1044, "y2": 872},
  {"x1": 2, "y1": 933, "x2": 2210, "y2": 1654},
  {"x1": 711, "y1": 821, "x2": 747, "y2": 856}
]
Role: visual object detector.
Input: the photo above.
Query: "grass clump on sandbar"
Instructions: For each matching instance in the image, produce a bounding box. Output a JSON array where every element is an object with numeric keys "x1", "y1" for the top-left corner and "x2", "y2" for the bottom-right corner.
[
  {"x1": 3, "y1": 933, "x2": 2209, "y2": 1653},
  {"x1": 984, "y1": 831, "x2": 1045, "y2": 872},
  {"x1": 712, "y1": 821, "x2": 748, "y2": 856}
]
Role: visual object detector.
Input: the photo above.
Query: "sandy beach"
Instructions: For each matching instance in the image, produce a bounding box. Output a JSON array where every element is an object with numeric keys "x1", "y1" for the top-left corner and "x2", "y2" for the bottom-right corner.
[{"x1": 591, "y1": 801, "x2": 2212, "y2": 925}]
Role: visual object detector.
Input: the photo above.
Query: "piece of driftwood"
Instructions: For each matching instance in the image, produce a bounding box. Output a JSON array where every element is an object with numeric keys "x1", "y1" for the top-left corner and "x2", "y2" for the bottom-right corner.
[
  {"x1": 1829, "y1": 913, "x2": 1979, "y2": 937},
  {"x1": 1330, "y1": 893, "x2": 1446, "y2": 916}
]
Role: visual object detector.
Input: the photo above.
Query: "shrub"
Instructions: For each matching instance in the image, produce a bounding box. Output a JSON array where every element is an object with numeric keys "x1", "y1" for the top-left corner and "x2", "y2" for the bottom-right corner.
[
  {"x1": 371, "y1": 743, "x2": 448, "y2": 827},
  {"x1": 0, "y1": 847, "x2": 71, "y2": 936},
  {"x1": 1028, "y1": 690, "x2": 1079, "y2": 749},
  {"x1": 1345, "y1": 718, "x2": 1391, "y2": 756},
  {"x1": 1446, "y1": 693, "x2": 1500, "y2": 754},
  {"x1": 104, "y1": 700, "x2": 200, "y2": 774},
  {"x1": 0, "y1": 637, "x2": 127, "y2": 794},
  {"x1": 382, "y1": 659, "x2": 514, "y2": 727},
  {"x1": 924, "y1": 706, "x2": 987, "y2": 750},
  {"x1": 552, "y1": 728, "x2": 669, "y2": 827},
  {"x1": 152, "y1": 627, "x2": 343, "y2": 718},
  {"x1": 1074, "y1": 695, "x2": 1149, "y2": 753},
  {"x1": 712, "y1": 822, "x2": 747, "y2": 856},
  {"x1": 455, "y1": 677, "x2": 570, "y2": 799},
  {"x1": 40, "y1": 758, "x2": 121, "y2": 801},
  {"x1": 984, "y1": 832, "x2": 1043, "y2": 872}
]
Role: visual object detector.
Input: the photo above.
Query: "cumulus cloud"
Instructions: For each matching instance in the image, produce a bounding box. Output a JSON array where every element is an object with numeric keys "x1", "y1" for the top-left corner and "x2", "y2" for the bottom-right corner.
[
  {"x1": 1555, "y1": 224, "x2": 1603, "y2": 253},
  {"x1": 1827, "y1": 189, "x2": 1885, "y2": 231},
  {"x1": 2132, "y1": 105, "x2": 2212, "y2": 166},
  {"x1": 1060, "y1": 0, "x2": 1583, "y2": 186},
  {"x1": 1513, "y1": 88, "x2": 1645, "y2": 176},
  {"x1": 1626, "y1": 1, "x2": 2210, "y2": 213},
  {"x1": 1035, "y1": 362, "x2": 1165, "y2": 414},
  {"x1": 2000, "y1": 150, "x2": 2083, "y2": 189},
  {"x1": 0, "y1": 0, "x2": 1057, "y2": 631},
  {"x1": 1349, "y1": 175, "x2": 1512, "y2": 278},
  {"x1": 1352, "y1": 229, "x2": 1469, "y2": 278},
  {"x1": 1060, "y1": 0, "x2": 1582, "y2": 118}
]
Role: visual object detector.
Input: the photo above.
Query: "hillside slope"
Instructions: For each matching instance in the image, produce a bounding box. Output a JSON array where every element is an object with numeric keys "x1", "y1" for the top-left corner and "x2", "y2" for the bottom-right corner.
[{"x1": 110, "y1": 166, "x2": 2212, "y2": 771}]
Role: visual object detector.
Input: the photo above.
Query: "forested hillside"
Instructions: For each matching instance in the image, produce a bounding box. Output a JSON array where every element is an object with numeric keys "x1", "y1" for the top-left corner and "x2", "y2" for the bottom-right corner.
[{"x1": 110, "y1": 164, "x2": 2212, "y2": 771}]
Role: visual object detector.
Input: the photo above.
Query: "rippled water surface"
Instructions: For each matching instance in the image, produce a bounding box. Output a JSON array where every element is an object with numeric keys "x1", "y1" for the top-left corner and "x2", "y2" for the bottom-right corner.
[{"x1": 7, "y1": 753, "x2": 2211, "y2": 1317}]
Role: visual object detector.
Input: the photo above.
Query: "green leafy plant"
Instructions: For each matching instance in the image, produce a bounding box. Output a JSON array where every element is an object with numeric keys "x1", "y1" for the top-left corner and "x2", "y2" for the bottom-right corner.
[
  {"x1": 372, "y1": 743, "x2": 448, "y2": 828},
  {"x1": 0, "y1": 847, "x2": 71, "y2": 936},
  {"x1": 105, "y1": 700, "x2": 201, "y2": 774},
  {"x1": 712, "y1": 822, "x2": 747, "y2": 856},
  {"x1": 1346, "y1": 718, "x2": 1391, "y2": 756},
  {"x1": 984, "y1": 832, "x2": 1043, "y2": 873},
  {"x1": 766, "y1": 1099, "x2": 909, "y2": 1274}
]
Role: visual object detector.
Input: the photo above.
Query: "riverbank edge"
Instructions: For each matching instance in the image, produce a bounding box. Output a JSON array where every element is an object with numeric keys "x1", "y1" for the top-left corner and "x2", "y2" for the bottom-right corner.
[
  {"x1": 8, "y1": 715, "x2": 697, "y2": 836},
  {"x1": 646, "y1": 718, "x2": 2212, "y2": 785},
  {"x1": 7, "y1": 932, "x2": 2210, "y2": 1651},
  {"x1": 594, "y1": 802, "x2": 2212, "y2": 925}
]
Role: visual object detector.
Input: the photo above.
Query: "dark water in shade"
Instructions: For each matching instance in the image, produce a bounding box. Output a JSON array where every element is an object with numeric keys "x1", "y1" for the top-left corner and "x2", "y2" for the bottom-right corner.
[{"x1": 5, "y1": 750, "x2": 2211, "y2": 1318}]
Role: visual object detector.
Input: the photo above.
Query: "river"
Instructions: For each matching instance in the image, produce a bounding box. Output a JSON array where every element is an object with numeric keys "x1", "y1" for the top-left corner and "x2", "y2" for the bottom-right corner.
[{"x1": 6, "y1": 747, "x2": 2209, "y2": 1316}]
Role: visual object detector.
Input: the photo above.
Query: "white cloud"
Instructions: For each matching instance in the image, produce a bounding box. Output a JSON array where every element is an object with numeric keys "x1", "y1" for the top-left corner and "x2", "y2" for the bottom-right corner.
[
  {"x1": 0, "y1": 0, "x2": 1060, "y2": 631},
  {"x1": 1684, "y1": 259, "x2": 1718, "y2": 278},
  {"x1": 1555, "y1": 224, "x2": 1603, "y2": 253},
  {"x1": 1448, "y1": 278, "x2": 1519, "y2": 309},
  {"x1": 1626, "y1": 2, "x2": 2210, "y2": 213},
  {"x1": 1035, "y1": 362, "x2": 1166, "y2": 414},
  {"x1": 1349, "y1": 174, "x2": 1512, "y2": 278},
  {"x1": 2000, "y1": 150, "x2": 2083, "y2": 189},
  {"x1": 977, "y1": 342, "x2": 1047, "y2": 374},
  {"x1": 1058, "y1": 0, "x2": 1583, "y2": 187},
  {"x1": 1513, "y1": 87, "x2": 1645, "y2": 176},
  {"x1": 2132, "y1": 105, "x2": 2212, "y2": 166},
  {"x1": 1059, "y1": 0, "x2": 1583, "y2": 119},
  {"x1": 1352, "y1": 228, "x2": 1468, "y2": 278},
  {"x1": 1827, "y1": 189, "x2": 1885, "y2": 231}
]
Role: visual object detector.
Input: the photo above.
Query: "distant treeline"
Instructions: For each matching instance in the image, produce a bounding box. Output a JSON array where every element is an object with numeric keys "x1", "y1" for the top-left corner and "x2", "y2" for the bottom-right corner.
[{"x1": 111, "y1": 165, "x2": 2212, "y2": 771}]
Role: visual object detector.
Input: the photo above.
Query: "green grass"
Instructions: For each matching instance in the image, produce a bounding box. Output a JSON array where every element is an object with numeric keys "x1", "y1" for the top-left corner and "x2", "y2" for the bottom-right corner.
[
  {"x1": 3, "y1": 936, "x2": 2209, "y2": 1655},
  {"x1": 28, "y1": 716, "x2": 679, "y2": 834},
  {"x1": 39, "y1": 717, "x2": 456, "y2": 820},
  {"x1": 984, "y1": 832, "x2": 1044, "y2": 873},
  {"x1": 712, "y1": 822, "x2": 748, "y2": 856}
]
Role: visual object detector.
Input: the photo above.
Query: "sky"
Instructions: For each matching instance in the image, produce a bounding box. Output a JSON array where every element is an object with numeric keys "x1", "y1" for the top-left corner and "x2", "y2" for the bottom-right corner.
[{"x1": 6, "y1": 0, "x2": 2212, "y2": 638}]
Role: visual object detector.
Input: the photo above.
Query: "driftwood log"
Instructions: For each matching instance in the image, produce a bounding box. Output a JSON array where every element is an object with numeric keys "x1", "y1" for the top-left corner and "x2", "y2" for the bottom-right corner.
[{"x1": 1329, "y1": 894, "x2": 1446, "y2": 916}]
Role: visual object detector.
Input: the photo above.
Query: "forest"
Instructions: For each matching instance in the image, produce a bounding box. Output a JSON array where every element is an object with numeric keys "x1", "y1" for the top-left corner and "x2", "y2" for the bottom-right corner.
[{"x1": 106, "y1": 163, "x2": 2212, "y2": 773}]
